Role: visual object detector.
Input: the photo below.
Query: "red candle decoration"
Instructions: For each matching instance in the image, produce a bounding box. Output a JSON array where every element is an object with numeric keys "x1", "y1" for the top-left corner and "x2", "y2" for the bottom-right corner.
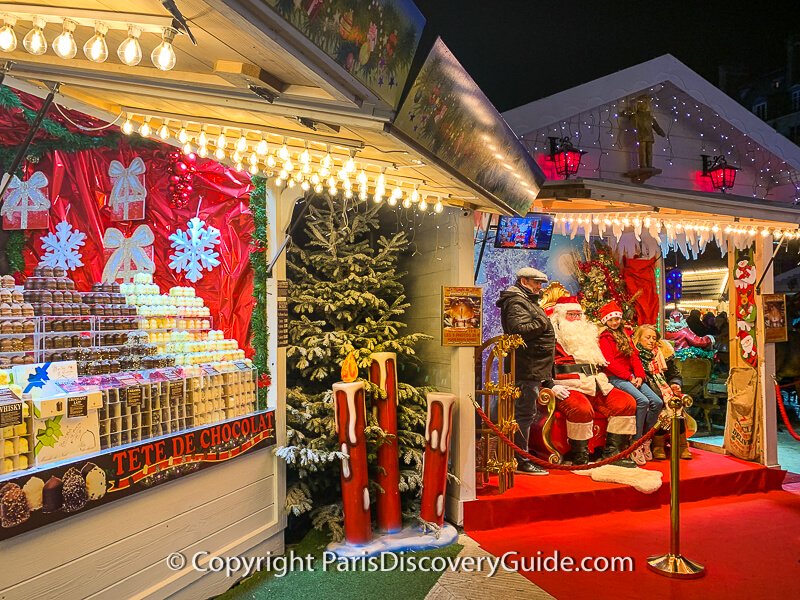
[
  {"x1": 420, "y1": 392, "x2": 457, "y2": 526},
  {"x1": 333, "y1": 352, "x2": 372, "y2": 545},
  {"x1": 369, "y1": 352, "x2": 402, "y2": 533}
]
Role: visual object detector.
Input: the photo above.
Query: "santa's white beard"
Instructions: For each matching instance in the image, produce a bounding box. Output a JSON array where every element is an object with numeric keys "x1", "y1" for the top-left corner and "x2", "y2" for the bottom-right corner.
[{"x1": 554, "y1": 318, "x2": 606, "y2": 365}]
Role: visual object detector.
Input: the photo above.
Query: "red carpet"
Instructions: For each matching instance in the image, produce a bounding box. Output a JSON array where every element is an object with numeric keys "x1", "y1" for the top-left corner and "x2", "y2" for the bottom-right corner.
[
  {"x1": 467, "y1": 490, "x2": 800, "y2": 600},
  {"x1": 464, "y1": 449, "x2": 785, "y2": 530}
]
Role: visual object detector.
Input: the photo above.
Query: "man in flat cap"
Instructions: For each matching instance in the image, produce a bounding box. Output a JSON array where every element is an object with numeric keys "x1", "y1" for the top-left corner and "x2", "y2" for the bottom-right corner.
[{"x1": 496, "y1": 267, "x2": 568, "y2": 475}]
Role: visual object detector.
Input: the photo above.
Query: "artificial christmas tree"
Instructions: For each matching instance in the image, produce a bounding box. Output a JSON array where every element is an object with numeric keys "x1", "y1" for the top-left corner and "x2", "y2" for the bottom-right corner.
[
  {"x1": 277, "y1": 194, "x2": 431, "y2": 540},
  {"x1": 574, "y1": 240, "x2": 638, "y2": 324}
]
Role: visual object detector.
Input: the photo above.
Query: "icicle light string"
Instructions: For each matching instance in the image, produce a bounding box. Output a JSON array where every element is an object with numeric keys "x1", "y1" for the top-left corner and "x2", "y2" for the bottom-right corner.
[{"x1": 526, "y1": 86, "x2": 798, "y2": 196}]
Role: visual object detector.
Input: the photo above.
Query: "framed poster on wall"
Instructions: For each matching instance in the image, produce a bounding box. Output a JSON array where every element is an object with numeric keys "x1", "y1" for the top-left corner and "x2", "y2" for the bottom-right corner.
[
  {"x1": 763, "y1": 293, "x2": 788, "y2": 343},
  {"x1": 442, "y1": 286, "x2": 482, "y2": 346}
]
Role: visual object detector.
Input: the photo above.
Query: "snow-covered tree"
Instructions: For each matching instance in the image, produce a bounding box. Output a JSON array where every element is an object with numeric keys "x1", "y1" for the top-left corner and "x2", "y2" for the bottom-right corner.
[{"x1": 277, "y1": 194, "x2": 432, "y2": 539}]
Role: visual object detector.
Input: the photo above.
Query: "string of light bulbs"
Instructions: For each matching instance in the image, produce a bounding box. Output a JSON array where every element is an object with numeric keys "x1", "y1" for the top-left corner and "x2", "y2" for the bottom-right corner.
[
  {"x1": 520, "y1": 84, "x2": 800, "y2": 202},
  {"x1": 553, "y1": 212, "x2": 800, "y2": 240},
  {"x1": 119, "y1": 114, "x2": 446, "y2": 213},
  {"x1": 0, "y1": 13, "x2": 179, "y2": 70}
]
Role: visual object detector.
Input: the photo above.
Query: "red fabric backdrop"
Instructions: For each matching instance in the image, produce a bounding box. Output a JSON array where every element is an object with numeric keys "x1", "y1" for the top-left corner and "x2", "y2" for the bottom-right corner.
[
  {"x1": 14, "y1": 143, "x2": 255, "y2": 353},
  {"x1": 622, "y1": 256, "x2": 659, "y2": 326}
]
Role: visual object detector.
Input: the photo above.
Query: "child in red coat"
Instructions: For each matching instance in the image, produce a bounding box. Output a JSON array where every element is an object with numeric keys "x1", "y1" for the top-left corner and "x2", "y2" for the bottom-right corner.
[{"x1": 597, "y1": 301, "x2": 664, "y2": 465}]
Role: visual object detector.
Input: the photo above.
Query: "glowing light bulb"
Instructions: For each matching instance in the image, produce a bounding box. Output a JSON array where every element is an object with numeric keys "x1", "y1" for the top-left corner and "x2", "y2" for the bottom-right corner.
[
  {"x1": 249, "y1": 152, "x2": 258, "y2": 166},
  {"x1": 301, "y1": 180, "x2": 310, "y2": 191},
  {"x1": 53, "y1": 19, "x2": 78, "y2": 59},
  {"x1": 418, "y1": 198, "x2": 428, "y2": 212},
  {"x1": 284, "y1": 159, "x2": 294, "y2": 172},
  {"x1": 314, "y1": 184, "x2": 323, "y2": 194},
  {"x1": 434, "y1": 200, "x2": 444, "y2": 214},
  {"x1": 217, "y1": 131, "x2": 227, "y2": 149},
  {"x1": 345, "y1": 155, "x2": 356, "y2": 173},
  {"x1": 392, "y1": 185, "x2": 402, "y2": 199},
  {"x1": 377, "y1": 172, "x2": 386, "y2": 188},
  {"x1": 139, "y1": 121, "x2": 151, "y2": 137},
  {"x1": 327, "y1": 176, "x2": 336, "y2": 188},
  {"x1": 275, "y1": 177, "x2": 284, "y2": 187},
  {"x1": 178, "y1": 127, "x2": 188, "y2": 144},
  {"x1": 294, "y1": 171, "x2": 303, "y2": 183},
  {"x1": 411, "y1": 187, "x2": 420, "y2": 203},
  {"x1": 249, "y1": 163, "x2": 260, "y2": 175},
  {"x1": 300, "y1": 147, "x2": 310, "y2": 164},
  {"x1": 328, "y1": 186, "x2": 337, "y2": 196},
  {"x1": 256, "y1": 138, "x2": 268, "y2": 155},
  {"x1": 117, "y1": 25, "x2": 142, "y2": 66},
  {"x1": 182, "y1": 141, "x2": 192, "y2": 154},
  {"x1": 83, "y1": 22, "x2": 109, "y2": 63},
  {"x1": 402, "y1": 198, "x2": 412, "y2": 209},
  {"x1": 357, "y1": 170, "x2": 368, "y2": 185},
  {"x1": 158, "y1": 123, "x2": 170, "y2": 139},
  {"x1": 302, "y1": 163, "x2": 311, "y2": 175},
  {"x1": 233, "y1": 151, "x2": 241, "y2": 163},
  {"x1": 198, "y1": 145, "x2": 208, "y2": 158},
  {"x1": 278, "y1": 144, "x2": 290, "y2": 161},
  {"x1": 373, "y1": 191, "x2": 383, "y2": 203},
  {"x1": 0, "y1": 16, "x2": 18, "y2": 53},
  {"x1": 266, "y1": 155, "x2": 276, "y2": 168},
  {"x1": 214, "y1": 147, "x2": 226, "y2": 160},
  {"x1": 198, "y1": 129, "x2": 208, "y2": 148},
  {"x1": 322, "y1": 153, "x2": 332, "y2": 169},
  {"x1": 388, "y1": 196, "x2": 398, "y2": 207},
  {"x1": 279, "y1": 169, "x2": 288, "y2": 180},
  {"x1": 236, "y1": 135, "x2": 247, "y2": 152},
  {"x1": 151, "y1": 27, "x2": 177, "y2": 71},
  {"x1": 122, "y1": 116, "x2": 134, "y2": 135},
  {"x1": 22, "y1": 17, "x2": 47, "y2": 55}
]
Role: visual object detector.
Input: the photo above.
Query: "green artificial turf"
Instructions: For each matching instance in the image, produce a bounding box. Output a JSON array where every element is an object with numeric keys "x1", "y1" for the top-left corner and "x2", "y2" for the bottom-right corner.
[{"x1": 219, "y1": 529, "x2": 463, "y2": 600}]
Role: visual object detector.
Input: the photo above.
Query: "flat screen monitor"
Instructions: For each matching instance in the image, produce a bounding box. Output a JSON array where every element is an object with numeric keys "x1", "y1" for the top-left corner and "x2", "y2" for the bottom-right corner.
[{"x1": 494, "y1": 213, "x2": 555, "y2": 250}]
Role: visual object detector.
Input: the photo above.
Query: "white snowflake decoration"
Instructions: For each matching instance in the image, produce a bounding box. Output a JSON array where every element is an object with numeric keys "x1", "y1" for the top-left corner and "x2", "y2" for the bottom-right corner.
[
  {"x1": 39, "y1": 220, "x2": 86, "y2": 271},
  {"x1": 168, "y1": 217, "x2": 221, "y2": 283}
]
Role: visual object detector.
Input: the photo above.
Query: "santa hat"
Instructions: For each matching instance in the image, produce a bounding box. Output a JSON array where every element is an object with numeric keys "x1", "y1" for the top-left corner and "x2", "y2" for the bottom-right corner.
[
  {"x1": 599, "y1": 300, "x2": 623, "y2": 324},
  {"x1": 555, "y1": 295, "x2": 583, "y2": 312}
]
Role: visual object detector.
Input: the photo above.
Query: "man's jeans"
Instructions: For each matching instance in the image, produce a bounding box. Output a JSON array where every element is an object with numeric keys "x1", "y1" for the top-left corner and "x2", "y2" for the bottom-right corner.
[
  {"x1": 514, "y1": 379, "x2": 541, "y2": 462},
  {"x1": 607, "y1": 376, "x2": 664, "y2": 439}
]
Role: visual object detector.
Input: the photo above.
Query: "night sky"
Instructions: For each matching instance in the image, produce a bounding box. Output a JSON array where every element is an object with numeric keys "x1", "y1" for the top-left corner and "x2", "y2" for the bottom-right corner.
[{"x1": 413, "y1": 0, "x2": 799, "y2": 112}]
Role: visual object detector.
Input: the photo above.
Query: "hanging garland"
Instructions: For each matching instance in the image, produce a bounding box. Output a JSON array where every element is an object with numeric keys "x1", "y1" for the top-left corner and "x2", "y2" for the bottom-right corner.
[
  {"x1": 0, "y1": 85, "x2": 155, "y2": 161},
  {"x1": 250, "y1": 176, "x2": 270, "y2": 408}
]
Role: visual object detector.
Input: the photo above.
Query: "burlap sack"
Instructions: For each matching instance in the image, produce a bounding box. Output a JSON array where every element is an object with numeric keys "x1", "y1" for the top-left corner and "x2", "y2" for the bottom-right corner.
[{"x1": 723, "y1": 367, "x2": 761, "y2": 461}]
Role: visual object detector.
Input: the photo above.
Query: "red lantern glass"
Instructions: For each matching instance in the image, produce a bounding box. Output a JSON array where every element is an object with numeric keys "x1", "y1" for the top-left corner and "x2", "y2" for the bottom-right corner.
[
  {"x1": 549, "y1": 137, "x2": 586, "y2": 179},
  {"x1": 708, "y1": 164, "x2": 738, "y2": 191},
  {"x1": 702, "y1": 155, "x2": 739, "y2": 193}
]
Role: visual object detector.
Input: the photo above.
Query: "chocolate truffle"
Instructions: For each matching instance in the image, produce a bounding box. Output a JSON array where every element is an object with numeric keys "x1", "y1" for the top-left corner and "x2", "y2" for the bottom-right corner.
[
  {"x1": 1, "y1": 484, "x2": 30, "y2": 528},
  {"x1": 62, "y1": 473, "x2": 88, "y2": 513},
  {"x1": 81, "y1": 463, "x2": 107, "y2": 500},
  {"x1": 22, "y1": 476, "x2": 44, "y2": 511},
  {"x1": 42, "y1": 476, "x2": 63, "y2": 513}
]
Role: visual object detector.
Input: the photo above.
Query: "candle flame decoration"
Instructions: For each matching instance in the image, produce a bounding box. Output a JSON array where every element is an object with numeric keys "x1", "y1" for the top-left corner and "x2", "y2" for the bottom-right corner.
[{"x1": 341, "y1": 351, "x2": 358, "y2": 383}]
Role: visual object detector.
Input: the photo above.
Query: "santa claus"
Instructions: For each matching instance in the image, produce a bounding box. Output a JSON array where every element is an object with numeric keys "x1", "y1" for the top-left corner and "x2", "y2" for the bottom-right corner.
[{"x1": 548, "y1": 296, "x2": 637, "y2": 466}]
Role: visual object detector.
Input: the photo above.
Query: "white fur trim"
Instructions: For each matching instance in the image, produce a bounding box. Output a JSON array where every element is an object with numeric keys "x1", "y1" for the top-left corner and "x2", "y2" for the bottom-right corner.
[
  {"x1": 556, "y1": 302, "x2": 582, "y2": 312},
  {"x1": 566, "y1": 420, "x2": 594, "y2": 441},
  {"x1": 600, "y1": 310, "x2": 623, "y2": 324},
  {"x1": 606, "y1": 415, "x2": 636, "y2": 435},
  {"x1": 572, "y1": 465, "x2": 663, "y2": 494}
]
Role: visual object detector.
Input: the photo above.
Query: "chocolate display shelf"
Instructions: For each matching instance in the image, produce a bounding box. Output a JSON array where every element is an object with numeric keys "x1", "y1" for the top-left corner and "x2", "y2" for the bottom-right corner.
[{"x1": 140, "y1": 327, "x2": 212, "y2": 333}]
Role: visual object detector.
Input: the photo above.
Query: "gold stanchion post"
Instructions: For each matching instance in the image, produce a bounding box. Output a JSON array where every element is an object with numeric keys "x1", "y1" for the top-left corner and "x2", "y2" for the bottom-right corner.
[{"x1": 647, "y1": 395, "x2": 705, "y2": 578}]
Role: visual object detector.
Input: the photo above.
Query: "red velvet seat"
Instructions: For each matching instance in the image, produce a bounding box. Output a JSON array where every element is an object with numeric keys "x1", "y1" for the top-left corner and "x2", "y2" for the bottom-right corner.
[{"x1": 528, "y1": 390, "x2": 608, "y2": 463}]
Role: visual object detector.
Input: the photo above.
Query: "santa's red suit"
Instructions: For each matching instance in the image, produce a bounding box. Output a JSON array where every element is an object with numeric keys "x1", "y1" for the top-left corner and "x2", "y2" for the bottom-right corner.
[{"x1": 549, "y1": 298, "x2": 637, "y2": 445}]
